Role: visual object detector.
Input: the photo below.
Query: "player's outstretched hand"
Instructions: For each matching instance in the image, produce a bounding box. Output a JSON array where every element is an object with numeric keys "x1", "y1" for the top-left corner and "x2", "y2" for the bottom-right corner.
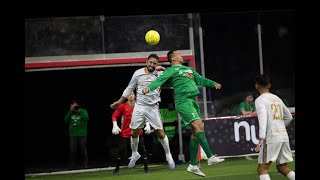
[
  {"x1": 142, "y1": 88, "x2": 149, "y2": 95},
  {"x1": 214, "y1": 83, "x2": 222, "y2": 89}
]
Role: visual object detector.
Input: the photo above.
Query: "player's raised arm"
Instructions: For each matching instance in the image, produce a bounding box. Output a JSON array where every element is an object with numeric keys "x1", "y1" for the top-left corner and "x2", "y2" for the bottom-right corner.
[
  {"x1": 192, "y1": 68, "x2": 222, "y2": 89},
  {"x1": 142, "y1": 67, "x2": 174, "y2": 95}
]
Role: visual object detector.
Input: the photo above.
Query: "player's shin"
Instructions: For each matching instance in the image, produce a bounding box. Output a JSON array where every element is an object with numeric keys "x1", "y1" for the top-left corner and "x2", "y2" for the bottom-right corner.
[
  {"x1": 195, "y1": 132, "x2": 213, "y2": 158},
  {"x1": 159, "y1": 135, "x2": 170, "y2": 154},
  {"x1": 189, "y1": 137, "x2": 199, "y2": 165},
  {"x1": 130, "y1": 136, "x2": 139, "y2": 155}
]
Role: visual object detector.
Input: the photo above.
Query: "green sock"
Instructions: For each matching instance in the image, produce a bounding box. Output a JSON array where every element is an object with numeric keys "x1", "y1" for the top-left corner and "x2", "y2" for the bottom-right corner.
[
  {"x1": 196, "y1": 132, "x2": 213, "y2": 158},
  {"x1": 189, "y1": 137, "x2": 198, "y2": 165}
]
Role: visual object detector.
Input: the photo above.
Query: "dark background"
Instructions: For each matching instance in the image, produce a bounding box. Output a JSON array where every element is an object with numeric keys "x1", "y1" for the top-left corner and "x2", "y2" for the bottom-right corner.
[
  {"x1": 25, "y1": 66, "x2": 178, "y2": 172},
  {"x1": 25, "y1": 15, "x2": 190, "y2": 56}
]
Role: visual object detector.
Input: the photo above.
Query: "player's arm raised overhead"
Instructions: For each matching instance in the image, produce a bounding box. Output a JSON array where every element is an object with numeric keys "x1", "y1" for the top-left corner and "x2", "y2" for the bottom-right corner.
[
  {"x1": 111, "y1": 71, "x2": 138, "y2": 109},
  {"x1": 192, "y1": 68, "x2": 221, "y2": 89}
]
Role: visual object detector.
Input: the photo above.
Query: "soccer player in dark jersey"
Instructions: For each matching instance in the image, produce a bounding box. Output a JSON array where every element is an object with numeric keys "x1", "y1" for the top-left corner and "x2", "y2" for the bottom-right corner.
[{"x1": 111, "y1": 92, "x2": 150, "y2": 174}]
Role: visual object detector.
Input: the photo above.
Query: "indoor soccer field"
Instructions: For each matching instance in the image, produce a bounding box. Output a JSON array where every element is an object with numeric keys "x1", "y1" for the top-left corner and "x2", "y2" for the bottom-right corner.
[{"x1": 25, "y1": 156, "x2": 295, "y2": 180}]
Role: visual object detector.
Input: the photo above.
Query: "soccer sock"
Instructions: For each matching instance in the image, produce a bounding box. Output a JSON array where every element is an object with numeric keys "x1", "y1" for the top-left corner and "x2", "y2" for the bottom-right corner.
[
  {"x1": 189, "y1": 137, "x2": 199, "y2": 165},
  {"x1": 130, "y1": 136, "x2": 139, "y2": 155},
  {"x1": 143, "y1": 157, "x2": 148, "y2": 168},
  {"x1": 115, "y1": 157, "x2": 121, "y2": 169},
  {"x1": 259, "y1": 174, "x2": 271, "y2": 180},
  {"x1": 159, "y1": 135, "x2": 171, "y2": 155},
  {"x1": 195, "y1": 132, "x2": 213, "y2": 158},
  {"x1": 286, "y1": 171, "x2": 295, "y2": 180}
]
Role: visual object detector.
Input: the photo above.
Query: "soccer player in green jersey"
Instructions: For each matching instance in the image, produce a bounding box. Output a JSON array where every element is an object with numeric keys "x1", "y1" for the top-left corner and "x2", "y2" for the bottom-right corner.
[{"x1": 142, "y1": 50, "x2": 225, "y2": 177}]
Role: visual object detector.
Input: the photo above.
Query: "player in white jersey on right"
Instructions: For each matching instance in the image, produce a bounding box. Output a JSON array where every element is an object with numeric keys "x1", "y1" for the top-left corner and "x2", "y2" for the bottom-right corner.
[
  {"x1": 110, "y1": 54, "x2": 175, "y2": 170},
  {"x1": 254, "y1": 74, "x2": 295, "y2": 180}
]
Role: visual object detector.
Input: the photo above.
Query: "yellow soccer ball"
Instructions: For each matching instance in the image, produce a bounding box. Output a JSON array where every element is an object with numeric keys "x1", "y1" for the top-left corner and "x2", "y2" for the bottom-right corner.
[{"x1": 145, "y1": 30, "x2": 160, "y2": 45}]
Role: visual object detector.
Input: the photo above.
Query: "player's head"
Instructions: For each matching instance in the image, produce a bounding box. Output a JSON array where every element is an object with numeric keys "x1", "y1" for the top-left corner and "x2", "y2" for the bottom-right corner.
[
  {"x1": 146, "y1": 54, "x2": 159, "y2": 72},
  {"x1": 167, "y1": 50, "x2": 183, "y2": 64},
  {"x1": 128, "y1": 92, "x2": 135, "y2": 101},
  {"x1": 255, "y1": 74, "x2": 271, "y2": 93}
]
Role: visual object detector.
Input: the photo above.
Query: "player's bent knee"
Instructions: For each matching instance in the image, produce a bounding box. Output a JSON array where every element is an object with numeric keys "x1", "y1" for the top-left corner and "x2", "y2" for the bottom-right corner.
[
  {"x1": 276, "y1": 163, "x2": 290, "y2": 174},
  {"x1": 191, "y1": 120, "x2": 204, "y2": 131},
  {"x1": 155, "y1": 129, "x2": 165, "y2": 138},
  {"x1": 257, "y1": 164, "x2": 268, "y2": 174},
  {"x1": 131, "y1": 129, "x2": 140, "y2": 137}
]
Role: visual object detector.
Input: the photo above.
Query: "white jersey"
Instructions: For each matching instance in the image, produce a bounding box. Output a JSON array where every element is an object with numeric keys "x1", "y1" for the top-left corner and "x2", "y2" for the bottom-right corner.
[
  {"x1": 122, "y1": 67, "x2": 163, "y2": 106},
  {"x1": 255, "y1": 93, "x2": 293, "y2": 144}
]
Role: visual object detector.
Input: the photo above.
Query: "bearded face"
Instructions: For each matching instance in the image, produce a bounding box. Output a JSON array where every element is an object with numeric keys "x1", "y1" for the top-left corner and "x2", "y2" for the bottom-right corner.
[{"x1": 146, "y1": 58, "x2": 158, "y2": 72}]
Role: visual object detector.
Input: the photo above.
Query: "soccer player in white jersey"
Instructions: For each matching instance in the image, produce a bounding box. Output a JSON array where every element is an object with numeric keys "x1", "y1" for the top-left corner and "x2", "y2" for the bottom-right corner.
[
  {"x1": 254, "y1": 74, "x2": 295, "y2": 180},
  {"x1": 110, "y1": 54, "x2": 175, "y2": 170}
]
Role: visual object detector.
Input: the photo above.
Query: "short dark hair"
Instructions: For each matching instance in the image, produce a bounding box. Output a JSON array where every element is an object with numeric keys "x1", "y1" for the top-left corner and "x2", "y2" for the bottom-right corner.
[
  {"x1": 245, "y1": 92, "x2": 255, "y2": 98},
  {"x1": 255, "y1": 74, "x2": 271, "y2": 87},
  {"x1": 167, "y1": 50, "x2": 176, "y2": 63},
  {"x1": 148, "y1": 54, "x2": 159, "y2": 61}
]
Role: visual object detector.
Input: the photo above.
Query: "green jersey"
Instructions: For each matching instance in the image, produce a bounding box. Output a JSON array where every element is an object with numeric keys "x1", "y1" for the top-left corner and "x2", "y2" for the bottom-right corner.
[
  {"x1": 239, "y1": 101, "x2": 255, "y2": 114},
  {"x1": 148, "y1": 65, "x2": 217, "y2": 98},
  {"x1": 230, "y1": 101, "x2": 256, "y2": 115},
  {"x1": 64, "y1": 108, "x2": 89, "y2": 136}
]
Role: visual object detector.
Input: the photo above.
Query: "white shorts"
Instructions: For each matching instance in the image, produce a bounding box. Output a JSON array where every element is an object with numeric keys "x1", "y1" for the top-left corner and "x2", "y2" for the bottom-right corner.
[
  {"x1": 258, "y1": 142, "x2": 293, "y2": 165},
  {"x1": 130, "y1": 103, "x2": 163, "y2": 130}
]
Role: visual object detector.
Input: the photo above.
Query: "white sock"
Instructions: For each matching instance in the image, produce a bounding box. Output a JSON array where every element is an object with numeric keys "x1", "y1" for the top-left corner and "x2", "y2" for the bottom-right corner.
[
  {"x1": 259, "y1": 174, "x2": 271, "y2": 180},
  {"x1": 159, "y1": 135, "x2": 170, "y2": 155},
  {"x1": 286, "y1": 171, "x2": 295, "y2": 180},
  {"x1": 130, "y1": 136, "x2": 139, "y2": 155}
]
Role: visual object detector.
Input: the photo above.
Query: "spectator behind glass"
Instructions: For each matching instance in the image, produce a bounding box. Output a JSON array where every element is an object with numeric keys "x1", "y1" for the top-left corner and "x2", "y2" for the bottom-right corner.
[
  {"x1": 231, "y1": 93, "x2": 257, "y2": 116},
  {"x1": 64, "y1": 99, "x2": 89, "y2": 169}
]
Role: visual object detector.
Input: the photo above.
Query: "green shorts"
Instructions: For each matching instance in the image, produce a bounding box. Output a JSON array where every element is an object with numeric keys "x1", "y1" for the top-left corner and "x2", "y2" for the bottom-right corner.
[{"x1": 175, "y1": 96, "x2": 201, "y2": 125}]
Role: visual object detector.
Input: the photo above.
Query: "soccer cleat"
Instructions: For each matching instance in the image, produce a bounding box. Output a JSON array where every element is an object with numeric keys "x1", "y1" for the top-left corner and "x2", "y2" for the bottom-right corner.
[
  {"x1": 144, "y1": 166, "x2": 149, "y2": 173},
  {"x1": 187, "y1": 164, "x2": 206, "y2": 177},
  {"x1": 166, "y1": 153, "x2": 175, "y2": 169},
  {"x1": 128, "y1": 153, "x2": 141, "y2": 168},
  {"x1": 207, "y1": 155, "x2": 225, "y2": 165},
  {"x1": 143, "y1": 158, "x2": 149, "y2": 173},
  {"x1": 113, "y1": 167, "x2": 119, "y2": 175}
]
